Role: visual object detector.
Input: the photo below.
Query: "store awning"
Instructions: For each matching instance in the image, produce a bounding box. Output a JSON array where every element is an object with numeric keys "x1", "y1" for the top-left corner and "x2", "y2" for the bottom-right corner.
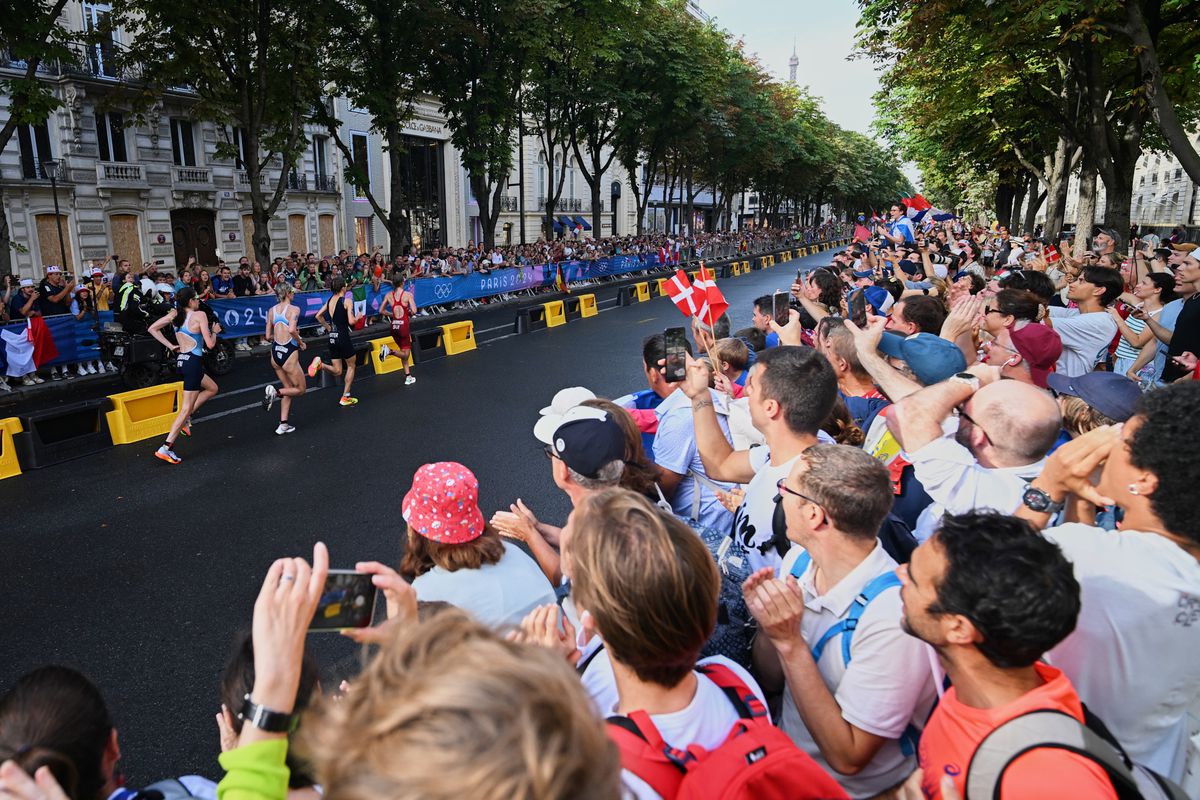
[
  {"x1": 551, "y1": 217, "x2": 564, "y2": 232},
  {"x1": 557, "y1": 216, "x2": 576, "y2": 231},
  {"x1": 573, "y1": 215, "x2": 592, "y2": 230}
]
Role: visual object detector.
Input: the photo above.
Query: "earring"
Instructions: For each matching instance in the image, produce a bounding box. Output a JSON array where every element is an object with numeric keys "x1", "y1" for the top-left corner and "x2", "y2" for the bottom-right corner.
[{"x1": 1127, "y1": 484, "x2": 1140, "y2": 496}]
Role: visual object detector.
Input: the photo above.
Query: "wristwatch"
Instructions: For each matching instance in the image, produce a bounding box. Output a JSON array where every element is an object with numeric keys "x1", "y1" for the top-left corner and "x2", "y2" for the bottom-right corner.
[
  {"x1": 238, "y1": 694, "x2": 298, "y2": 733},
  {"x1": 1022, "y1": 484, "x2": 1065, "y2": 515},
  {"x1": 949, "y1": 372, "x2": 981, "y2": 392}
]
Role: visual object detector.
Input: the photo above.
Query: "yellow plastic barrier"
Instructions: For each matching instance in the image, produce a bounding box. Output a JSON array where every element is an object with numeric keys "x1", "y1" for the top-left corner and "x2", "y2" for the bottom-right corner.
[
  {"x1": 441, "y1": 321, "x2": 477, "y2": 355},
  {"x1": 655, "y1": 278, "x2": 669, "y2": 296},
  {"x1": 544, "y1": 300, "x2": 567, "y2": 328},
  {"x1": 579, "y1": 293, "x2": 598, "y2": 318},
  {"x1": 635, "y1": 282, "x2": 650, "y2": 302},
  {"x1": 107, "y1": 382, "x2": 183, "y2": 445},
  {"x1": 0, "y1": 417, "x2": 22, "y2": 480},
  {"x1": 369, "y1": 335, "x2": 413, "y2": 374}
]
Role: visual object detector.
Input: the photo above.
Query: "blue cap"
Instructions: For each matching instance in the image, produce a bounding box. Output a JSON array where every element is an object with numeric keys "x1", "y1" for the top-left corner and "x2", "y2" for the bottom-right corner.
[
  {"x1": 861, "y1": 285, "x2": 894, "y2": 315},
  {"x1": 1045, "y1": 371, "x2": 1141, "y2": 422},
  {"x1": 852, "y1": 269, "x2": 874, "y2": 279},
  {"x1": 877, "y1": 332, "x2": 967, "y2": 386}
]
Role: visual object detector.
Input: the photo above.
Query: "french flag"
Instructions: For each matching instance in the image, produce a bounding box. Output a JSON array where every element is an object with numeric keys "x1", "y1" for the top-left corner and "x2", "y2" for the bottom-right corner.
[{"x1": 902, "y1": 194, "x2": 933, "y2": 223}]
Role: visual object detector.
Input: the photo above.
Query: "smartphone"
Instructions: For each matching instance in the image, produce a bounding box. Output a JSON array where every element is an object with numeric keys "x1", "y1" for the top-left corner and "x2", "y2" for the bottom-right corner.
[
  {"x1": 663, "y1": 326, "x2": 688, "y2": 383},
  {"x1": 848, "y1": 289, "x2": 868, "y2": 329},
  {"x1": 309, "y1": 569, "x2": 378, "y2": 632},
  {"x1": 772, "y1": 291, "x2": 790, "y2": 327}
]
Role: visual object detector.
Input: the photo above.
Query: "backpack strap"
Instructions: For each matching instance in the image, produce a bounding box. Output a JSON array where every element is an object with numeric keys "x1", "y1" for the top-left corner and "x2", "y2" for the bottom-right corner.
[
  {"x1": 964, "y1": 709, "x2": 1144, "y2": 800},
  {"x1": 606, "y1": 711, "x2": 693, "y2": 799},
  {"x1": 576, "y1": 642, "x2": 605, "y2": 676},
  {"x1": 807, "y1": 571, "x2": 900, "y2": 665},
  {"x1": 695, "y1": 662, "x2": 770, "y2": 722}
]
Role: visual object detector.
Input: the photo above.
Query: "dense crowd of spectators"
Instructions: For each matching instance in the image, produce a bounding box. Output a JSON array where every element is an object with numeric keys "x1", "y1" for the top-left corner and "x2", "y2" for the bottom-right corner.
[{"x1": 1, "y1": 207, "x2": 1198, "y2": 799}]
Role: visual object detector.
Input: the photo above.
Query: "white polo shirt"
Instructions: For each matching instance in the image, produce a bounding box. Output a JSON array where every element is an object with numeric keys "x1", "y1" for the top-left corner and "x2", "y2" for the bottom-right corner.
[
  {"x1": 778, "y1": 543, "x2": 937, "y2": 799},
  {"x1": 1043, "y1": 523, "x2": 1200, "y2": 781},
  {"x1": 1047, "y1": 306, "x2": 1118, "y2": 377},
  {"x1": 908, "y1": 435, "x2": 1044, "y2": 542}
]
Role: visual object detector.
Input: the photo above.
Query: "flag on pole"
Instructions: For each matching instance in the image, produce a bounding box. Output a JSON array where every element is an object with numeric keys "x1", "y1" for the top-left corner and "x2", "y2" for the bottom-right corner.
[
  {"x1": 27, "y1": 317, "x2": 59, "y2": 366},
  {"x1": 555, "y1": 264, "x2": 568, "y2": 293},
  {"x1": 853, "y1": 223, "x2": 872, "y2": 242},
  {"x1": 664, "y1": 269, "x2": 699, "y2": 317},
  {"x1": 693, "y1": 264, "x2": 729, "y2": 324}
]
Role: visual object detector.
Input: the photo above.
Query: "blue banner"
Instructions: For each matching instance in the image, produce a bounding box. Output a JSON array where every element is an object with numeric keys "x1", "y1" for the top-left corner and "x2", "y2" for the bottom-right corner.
[{"x1": 0, "y1": 312, "x2": 111, "y2": 371}]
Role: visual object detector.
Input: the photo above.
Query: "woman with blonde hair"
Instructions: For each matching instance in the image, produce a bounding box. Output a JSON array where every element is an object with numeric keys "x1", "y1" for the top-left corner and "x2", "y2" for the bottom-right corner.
[
  {"x1": 400, "y1": 462, "x2": 556, "y2": 627},
  {"x1": 262, "y1": 282, "x2": 308, "y2": 435}
]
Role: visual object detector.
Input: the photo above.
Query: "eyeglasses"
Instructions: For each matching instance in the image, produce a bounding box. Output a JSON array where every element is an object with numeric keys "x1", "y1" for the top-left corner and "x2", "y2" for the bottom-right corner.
[
  {"x1": 983, "y1": 308, "x2": 1006, "y2": 316},
  {"x1": 542, "y1": 444, "x2": 559, "y2": 461},
  {"x1": 775, "y1": 478, "x2": 821, "y2": 507},
  {"x1": 956, "y1": 403, "x2": 992, "y2": 445}
]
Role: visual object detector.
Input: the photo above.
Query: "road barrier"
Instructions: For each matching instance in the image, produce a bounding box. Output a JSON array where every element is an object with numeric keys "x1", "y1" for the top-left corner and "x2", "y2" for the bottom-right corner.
[
  {"x1": 106, "y1": 384, "x2": 180, "y2": 446},
  {"x1": 655, "y1": 277, "x2": 670, "y2": 296},
  {"x1": 0, "y1": 417, "x2": 22, "y2": 480},
  {"x1": 412, "y1": 329, "x2": 446, "y2": 362},
  {"x1": 15, "y1": 399, "x2": 113, "y2": 466},
  {"x1": 544, "y1": 300, "x2": 567, "y2": 328},
  {"x1": 368, "y1": 336, "x2": 412, "y2": 374},
  {"x1": 578, "y1": 293, "x2": 598, "y2": 318},
  {"x1": 441, "y1": 321, "x2": 477, "y2": 355},
  {"x1": 635, "y1": 282, "x2": 650, "y2": 302}
]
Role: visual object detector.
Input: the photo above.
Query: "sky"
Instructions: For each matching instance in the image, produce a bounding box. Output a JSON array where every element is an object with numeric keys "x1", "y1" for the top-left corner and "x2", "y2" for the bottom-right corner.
[{"x1": 701, "y1": 0, "x2": 881, "y2": 136}]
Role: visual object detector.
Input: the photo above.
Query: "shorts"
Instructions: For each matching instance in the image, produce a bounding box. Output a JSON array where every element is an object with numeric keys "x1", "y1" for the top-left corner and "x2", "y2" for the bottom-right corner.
[
  {"x1": 390, "y1": 319, "x2": 412, "y2": 351},
  {"x1": 177, "y1": 352, "x2": 206, "y2": 392},
  {"x1": 271, "y1": 340, "x2": 300, "y2": 368},
  {"x1": 327, "y1": 327, "x2": 356, "y2": 361}
]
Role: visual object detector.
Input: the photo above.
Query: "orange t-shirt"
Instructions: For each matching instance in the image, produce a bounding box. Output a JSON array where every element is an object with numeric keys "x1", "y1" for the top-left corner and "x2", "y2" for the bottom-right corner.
[{"x1": 918, "y1": 663, "x2": 1117, "y2": 799}]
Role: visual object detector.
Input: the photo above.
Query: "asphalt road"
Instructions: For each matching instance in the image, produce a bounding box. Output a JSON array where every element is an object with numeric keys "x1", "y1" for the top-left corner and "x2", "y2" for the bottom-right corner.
[{"x1": 0, "y1": 248, "x2": 832, "y2": 786}]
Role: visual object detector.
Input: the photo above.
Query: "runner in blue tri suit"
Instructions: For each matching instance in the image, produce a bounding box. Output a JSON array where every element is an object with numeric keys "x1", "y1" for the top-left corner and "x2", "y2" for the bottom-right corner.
[
  {"x1": 262, "y1": 282, "x2": 308, "y2": 434},
  {"x1": 147, "y1": 287, "x2": 221, "y2": 464}
]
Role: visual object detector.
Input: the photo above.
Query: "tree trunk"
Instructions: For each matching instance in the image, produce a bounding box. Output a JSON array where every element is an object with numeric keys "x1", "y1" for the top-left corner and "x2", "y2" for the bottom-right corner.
[
  {"x1": 994, "y1": 182, "x2": 1015, "y2": 230},
  {"x1": 0, "y1": 193, "x2": 11, "y2": 277},
  {"x1": 1024, "y1": 186, "x2": 1047, "y2": 237},
  {"x1": 1074, "y1": 163, "x2": 1098, "y2": 258},
  {"x1": 383, "y1": 123, "x2": 412, "y2": 254},
  {"x1": 1043, "y1": 138, "x2": 1078, "y2": 240},
  {"x1": 684, "y1": 165, "x2": 695, "y2": 236},
  {"x1": 1010, "y1": 180, "x2": 1027, "y2": 235}
]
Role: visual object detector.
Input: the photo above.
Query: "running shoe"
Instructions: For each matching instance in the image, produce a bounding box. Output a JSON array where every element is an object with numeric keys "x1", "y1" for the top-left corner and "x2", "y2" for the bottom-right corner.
[
  {"x1": 155, "y1": 445, "x2": 181, "y2": 464},
  {"x1": 275, "y1": 422, "x2": 296, "y2": 435},
  {"x1": 379, "y1": 344, "x2": 392, "y2": 360},
  {"x1": 263, "y1": 384, "x2": 277, "y2": 412},
  {"x1": 339, "y1": 395, "x2": 358, "y2": 406},
  {"x1": 307, "y1": 356, "x2": 323, "y2": 377},
  {"x1": 405, "y1": 375, "x2": 416, "y2": 385},
  {"x1": 180, "y1": 418, "x2": 192, "y2": 437}
]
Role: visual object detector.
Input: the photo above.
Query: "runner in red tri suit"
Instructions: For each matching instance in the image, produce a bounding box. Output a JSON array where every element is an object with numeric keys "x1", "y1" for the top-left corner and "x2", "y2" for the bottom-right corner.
[{"x1": 379, "y1": 281, "x2": 418, "y2": 385}]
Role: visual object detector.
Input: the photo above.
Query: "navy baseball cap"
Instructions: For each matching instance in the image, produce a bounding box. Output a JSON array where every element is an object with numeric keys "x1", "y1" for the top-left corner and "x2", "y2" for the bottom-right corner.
[
  {"x1": 852, "y1": 269, "x2": 874, "y2": 279},
  {"x1": 1046, "y1": 371, "x2": 1141, "y2": 422},
  {"x1": 878, "y1": 332, "x2": 968, "y2": 386},
  {"x1": 533, "y1": 406, "x2": 625, "y2": 478}
]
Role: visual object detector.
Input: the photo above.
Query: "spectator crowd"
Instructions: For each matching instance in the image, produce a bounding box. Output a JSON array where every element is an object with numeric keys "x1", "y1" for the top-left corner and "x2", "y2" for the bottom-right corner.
[{"x1": 2, "y1": 208, "x2": 1198, "y2": 800}]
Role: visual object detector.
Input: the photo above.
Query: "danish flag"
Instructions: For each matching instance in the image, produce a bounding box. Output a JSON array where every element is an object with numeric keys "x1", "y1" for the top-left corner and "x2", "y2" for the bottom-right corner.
[
  {"x1": 692, "y1": 263, "x2": 728, "y2": 324},
  {"x1": 665, "y1": 269, "x2": 699, "y2": 317}
]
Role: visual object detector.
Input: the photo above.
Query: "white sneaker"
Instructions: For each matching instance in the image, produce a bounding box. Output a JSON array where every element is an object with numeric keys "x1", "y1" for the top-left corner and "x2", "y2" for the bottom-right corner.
[
  {"x1": 22, "y1": 376, "x2": 35, "y2": 387},
  {"x1": 32, "y1": 375, "x2": 45, "y2": 384},
  {"x1": 405, "y1": 375, "x2": 416, "y2": 385},
  {"x1": 51, "y1": 369, "x2": 62, "y2": 381},
  {"x1": 105, "y1": 362, "x2": 117, "y2": 372},
  {"x1": 0, "y1": 378, "x2": 10, "y2": 392},
  {"x1": 379, "y1": 344, "x2": 392, "y2": 360},
  {"x1": 275, "y1": 422, "x2": 296, "y2": 435},
  {"x1": 263, "y1": 384, "x2": 277, "y2": 412},
  {"x1": 77, "y1": 365, "x2": 88, "y2": 377},
  {"x1": 87, "y1": 362, "x2": 98, "y2": 374}
]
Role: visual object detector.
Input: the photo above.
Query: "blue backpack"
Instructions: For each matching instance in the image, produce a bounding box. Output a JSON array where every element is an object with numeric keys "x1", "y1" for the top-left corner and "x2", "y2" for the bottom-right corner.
[{"x1": 788, "y1": 550, "x2": 920, "y2": 755}]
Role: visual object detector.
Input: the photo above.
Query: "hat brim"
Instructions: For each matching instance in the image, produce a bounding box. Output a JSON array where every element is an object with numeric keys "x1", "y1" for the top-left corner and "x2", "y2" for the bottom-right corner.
[
  {"x1": 1045, "y1": 372, "x2": 1078, "y2": 397},
  {"x1": 877, "y1": 331, "x2": 907, "y2": 360},
  {"x1": 533, "y1": 414, "x2": 562, "y2": 445}
]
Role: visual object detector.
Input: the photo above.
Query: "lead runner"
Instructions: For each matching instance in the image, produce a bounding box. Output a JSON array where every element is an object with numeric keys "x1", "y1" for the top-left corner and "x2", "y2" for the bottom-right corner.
[{"x1": 378, "y1": 279, "x2": 418, "y2": 385}]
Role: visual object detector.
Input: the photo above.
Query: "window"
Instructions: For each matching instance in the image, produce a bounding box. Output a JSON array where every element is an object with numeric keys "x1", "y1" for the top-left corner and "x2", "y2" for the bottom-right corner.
[
  {"x1": 170, "y1": 118, "x2": 196, "y2": 167},
  {"x1": 1175, "y1": 168, "x2": 1182, "y2": 181},
  {"x1": 17, "y1": 122, "x2": 53, "y2": 179},
  {"x1": 354, "y1": 216, "x2": 372, "y2": 253},
  {"x1": 1151, "y1": 173, "x2": 1158, "y2": 185},
  {"x1": 82, "y1": 1, "x2": 117, "y2": 78},
  {"x1": 96, "y1": 111, "x2": 127, "y2": 162},
  {"x1": 312, "y1": 135, "x2": 328, "y2": 180},
  {"x1": 225, "y1": 126, "x2": 247, "y2": 168},
  {"x1": 568, "y1": 161, "x2": 576, "y2": 199},
  {"x1": 537, "y1": 153, "x2": 546, "y2": 200},
  {"x1": 350, "y1": 132, "x2": 369, "y2": 198},
  {"x1": 1139, "y1": 176, "x2": 1145, "y2": 186}
]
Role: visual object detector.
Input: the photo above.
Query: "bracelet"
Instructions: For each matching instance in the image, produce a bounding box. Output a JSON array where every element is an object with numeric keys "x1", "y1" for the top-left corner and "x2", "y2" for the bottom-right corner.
[
  {"x1": 692, "y1": 400, "x2": 713, "y2": 411},
  {"x1": 239, "y1": 693, "x2": 298, "y2": 734}
]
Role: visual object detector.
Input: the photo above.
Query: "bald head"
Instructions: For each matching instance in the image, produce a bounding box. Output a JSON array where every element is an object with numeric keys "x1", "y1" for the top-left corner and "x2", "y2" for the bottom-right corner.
[{"x1": 975, "y1": 381, "x2": 1062, "y2": 464}]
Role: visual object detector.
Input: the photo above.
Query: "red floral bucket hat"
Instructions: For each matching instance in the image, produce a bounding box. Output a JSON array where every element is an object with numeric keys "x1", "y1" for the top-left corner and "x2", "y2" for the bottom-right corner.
[{"x1": 402, "y1": 461, "x2": 485, "y2": 544}]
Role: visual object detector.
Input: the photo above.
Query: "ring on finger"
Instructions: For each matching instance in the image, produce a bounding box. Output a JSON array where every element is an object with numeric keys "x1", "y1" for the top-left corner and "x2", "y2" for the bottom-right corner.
[{"x1": 281, "y1": 574, "x2": 295, "y2": 582}]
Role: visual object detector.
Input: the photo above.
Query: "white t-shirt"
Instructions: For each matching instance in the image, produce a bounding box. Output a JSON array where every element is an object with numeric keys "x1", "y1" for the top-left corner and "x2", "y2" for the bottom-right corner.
[
  {"x1": 411, "y1": 540, "x2": 556, "y2": 628},
  {"x1": 908, "y1": 435, "x2": 1044, "y2": 542},
  {"x1": 615, "y1": 657, "x2": 767, "y2": 800},
  {"x1": 729, "y1": 446, "x2": 802, "y2": 573},
  {"x1": 1047, "y1": 306, "x2": 1118, "y2": 377},
  {"x1": 1043, "y1": 524, "x2": 1200, "y2": 781},
  {"x1": 653, "y1": 388, "x2": 735, "y2": 532},
  {"x1": 778, "y1": 544, "x2": 937, "y2": 799}
]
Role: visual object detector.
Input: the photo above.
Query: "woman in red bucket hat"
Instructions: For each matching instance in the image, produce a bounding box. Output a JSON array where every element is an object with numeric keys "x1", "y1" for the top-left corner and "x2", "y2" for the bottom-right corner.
[{"x1": 401, "y1": 462, "x2": 556, "y2": 627}]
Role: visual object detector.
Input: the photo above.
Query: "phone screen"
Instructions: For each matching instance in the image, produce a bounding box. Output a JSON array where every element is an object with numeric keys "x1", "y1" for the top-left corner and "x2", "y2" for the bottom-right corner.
[
  {"x1": 849, "y1": 289, "x2": 868, "y2": 329},
  {"x1": 309, "y1": 570, "x2": 378, "y2": 632},
  {"x1": 772, "y1": 292, "x2": 790, "y2": 327},
  {"x1": 663, "y1": 327, "x2": 688, "y2": 383}
]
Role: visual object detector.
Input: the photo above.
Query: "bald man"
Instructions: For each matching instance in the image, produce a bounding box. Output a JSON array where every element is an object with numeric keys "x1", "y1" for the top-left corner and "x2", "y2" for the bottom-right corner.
[{"x1": 887, "y1": 364, "x2": 1062, "y2": 541}]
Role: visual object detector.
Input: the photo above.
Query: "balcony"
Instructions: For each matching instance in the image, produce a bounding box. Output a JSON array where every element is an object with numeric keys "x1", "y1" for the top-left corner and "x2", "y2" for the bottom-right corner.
[
  {"x1": 96, "y1": 161, "x2": 146, "y2": 187},
  {"x1": 172, "y1": 165, "x2": 213, "y2": 187},
  {"x1": 237, "y1": 170, "x2": 269, "y2": 187},
  {"x1": 314, "y1": 174, "x2": 338, "y2": 192},
  {"x1": 499, "y1": 196, "x2": 519, "y2": 211},
  {"x1": 286, "y1": 173, "x2": 339, "y2": 193}
]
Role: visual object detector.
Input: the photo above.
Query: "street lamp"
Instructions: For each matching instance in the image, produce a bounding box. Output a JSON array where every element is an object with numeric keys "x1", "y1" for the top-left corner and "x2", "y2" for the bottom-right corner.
[{"x1": 41, "y1": 159, "x2": 68, "y2": 271}]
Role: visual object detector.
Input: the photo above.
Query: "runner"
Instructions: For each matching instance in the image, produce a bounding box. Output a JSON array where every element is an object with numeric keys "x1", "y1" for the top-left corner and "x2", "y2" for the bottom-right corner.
[
  {"x1": 308, "y1": 276, "x2": 360, "y2": 406},
  {"x1": 262, "y1": 283, "x2": 308, "y2": 434},
  {"x1": 379, "y1": 278, "x2": 418, "y2": 385},
  {"x1": 147, "y1": 287, "x2": 220, "y2": 464}
]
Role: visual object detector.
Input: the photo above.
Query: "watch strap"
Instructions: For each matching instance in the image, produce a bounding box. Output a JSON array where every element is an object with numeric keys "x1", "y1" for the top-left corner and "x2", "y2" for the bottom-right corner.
[{"x1": 239, "y1": 694, "x2": 298, "y2": 734}]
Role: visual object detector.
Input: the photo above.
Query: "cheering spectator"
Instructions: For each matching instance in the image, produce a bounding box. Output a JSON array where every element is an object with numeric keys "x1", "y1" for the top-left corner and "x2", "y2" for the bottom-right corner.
[
  {"x1": 981, "y1": 321, "x2": 1063, "y2": 389},
  {"x1": 745, "y1": 445, "x2": 935, "y2": 797},
  {"x1": 400, "y1": 462, "x2": 555, "y2": 627},
  {"x1": 211, "y1": 265, "x2": 236, "y2": 299},
  {"x1": 1017, "y1": 383, "x2": 1200, "y2": 780},
  {"x1": 886, "y1": 295, "x2": 946, "y2": 336},
  {"x1": 888, "y1": 365, "x2": 1061, "y2": 542},
  {"x1": 1045, "y1": 266, "x2": 1122, "y2": 376}
]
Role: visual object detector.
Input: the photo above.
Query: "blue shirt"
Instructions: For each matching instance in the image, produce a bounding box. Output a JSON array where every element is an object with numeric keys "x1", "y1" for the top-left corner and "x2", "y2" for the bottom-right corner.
[
  {"x1": 765, "y1": 331, "x2": 780, "y2": 349},
  {"x1": 211, "y1": 275, "x2": 234, "y2": 296},
  {"x1": 888, "y1": 216, "x2": 915, "y2": 244},
  {"x1": 651, "y1": 389, "x2": 735, "y2": 533}
]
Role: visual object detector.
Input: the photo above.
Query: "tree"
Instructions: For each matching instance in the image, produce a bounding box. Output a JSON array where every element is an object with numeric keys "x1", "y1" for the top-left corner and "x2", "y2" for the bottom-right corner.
[
  {"x1": 314, "y1": 0, "x2": 423, "y2": 254},
  {"x1": 0, "y1": 0, "x2": 76, "y2": 275},
  {"x1": 120, "y1": 0, "x2": 330, "y2": 264}
]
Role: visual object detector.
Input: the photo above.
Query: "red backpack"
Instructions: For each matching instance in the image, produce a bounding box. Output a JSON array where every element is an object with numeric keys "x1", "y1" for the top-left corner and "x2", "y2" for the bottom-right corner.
[{"x1": 606, "y1": 663, "x2": 849, "y2": 800}]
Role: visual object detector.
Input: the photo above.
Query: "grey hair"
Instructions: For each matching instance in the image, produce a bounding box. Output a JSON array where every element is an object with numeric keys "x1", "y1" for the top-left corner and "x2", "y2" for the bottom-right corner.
[
  {"x1": 567, "y1": 459, "x2": 625, "y2": 490},
  {"x1": 275, "y1": 282, "x2": 295, "y2": 301}
]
